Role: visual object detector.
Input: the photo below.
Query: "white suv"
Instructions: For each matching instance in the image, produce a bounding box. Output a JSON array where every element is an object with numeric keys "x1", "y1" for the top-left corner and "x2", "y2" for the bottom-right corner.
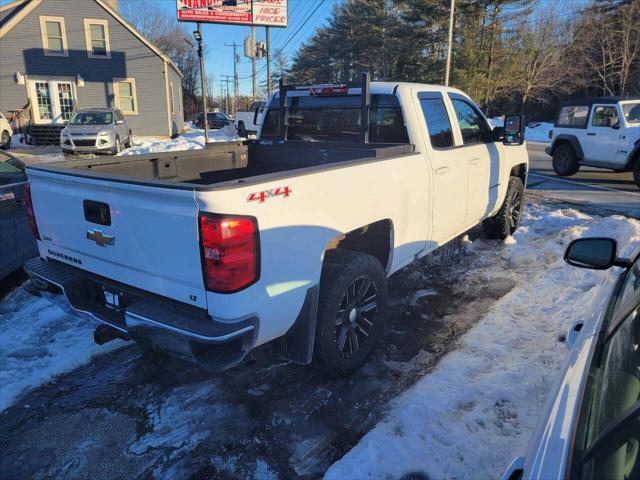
[{"x1": 545, "y1": 97, "x2": 640, "y2": 187}]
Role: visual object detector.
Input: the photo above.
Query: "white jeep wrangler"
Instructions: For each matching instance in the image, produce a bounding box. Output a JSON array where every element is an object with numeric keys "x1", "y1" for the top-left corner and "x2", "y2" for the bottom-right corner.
[{"x1": 545, "y1": 97, "x2": 640, "y2": 187}]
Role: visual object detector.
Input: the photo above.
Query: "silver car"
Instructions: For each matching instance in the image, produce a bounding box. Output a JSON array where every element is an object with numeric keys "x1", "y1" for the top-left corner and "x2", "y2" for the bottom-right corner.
[{"x1": 61, "y1": 108, "x2": 132, "y2": 156}]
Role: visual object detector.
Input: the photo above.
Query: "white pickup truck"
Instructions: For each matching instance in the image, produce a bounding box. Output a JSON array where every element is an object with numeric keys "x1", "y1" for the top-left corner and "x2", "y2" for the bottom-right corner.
[{"x1": 23, "y1": 75, "x2": 529, "y2": 375}]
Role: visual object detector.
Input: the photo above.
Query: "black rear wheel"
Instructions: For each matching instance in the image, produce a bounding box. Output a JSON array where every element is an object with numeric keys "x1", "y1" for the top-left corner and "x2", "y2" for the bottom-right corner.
[
  {"x1": 552, "y1": 144, "x2": 579, "y2": 176},
  {"x1": 633, "y1": 158, "x2": 640, "y2": 188},
  {"x1": 314, "y1": 250, "x2": 387, "y2": 376}
]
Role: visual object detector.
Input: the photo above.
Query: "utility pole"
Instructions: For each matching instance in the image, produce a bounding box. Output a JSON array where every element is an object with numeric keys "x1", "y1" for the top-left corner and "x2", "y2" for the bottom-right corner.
[
  {"x1": 193, "y1": 23, "x2": 209, "y2": 144},
  {"x1": 225, "y1": 41, "x2": 239, "y2": 114},
  {"x1": 220, "y1": 84, "x2": 225, "y2": 113},
  {"x1": 251, "y1": 26, "x2": 257, "y2": 102},
  {"x1": 221, "y1": 75, "x2": 234, "y2": 114},
  {"x1": 444, "y1": 0, "x2": 455, "y2": 87},
  {"x1": 266, "y1": 26, "x2": 271, "y2": 96}
]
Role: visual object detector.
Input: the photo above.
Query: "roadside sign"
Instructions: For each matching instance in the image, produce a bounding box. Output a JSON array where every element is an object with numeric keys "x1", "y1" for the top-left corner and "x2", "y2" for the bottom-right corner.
[{"x1": 176, "y1": 0, "x2": 288, "y2": 28}]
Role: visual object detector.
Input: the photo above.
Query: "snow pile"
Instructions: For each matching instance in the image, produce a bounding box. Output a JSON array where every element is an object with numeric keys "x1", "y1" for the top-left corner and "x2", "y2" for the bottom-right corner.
[
  {"x1": 326, "y1": 205, "x2": 640, "y2": 480},
  {"x1": 487, "y1": 117, "x2": 552, "y2": 143},
  {"x1": 118, "y1": 125, "x2": 240, "y2": 156},
  {"x1": 10, "y1": 133, "x2": 32, "y2": 149},
  {"x1": 526, "y1": 122, "x2": 553, "y2": 142},
  {"x1": 0, "y1": 289, "x2": 124, "y2": 412}
]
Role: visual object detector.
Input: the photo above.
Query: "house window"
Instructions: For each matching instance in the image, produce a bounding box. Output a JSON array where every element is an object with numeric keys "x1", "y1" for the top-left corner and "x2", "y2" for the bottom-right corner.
[
  {"x1": 39, "y1": 16, "x2": 68, "y2": 56},
  {"x1": 84, "y1": 19, "x2": 111, "y2": 58},
  {"x1": 114, "y1": 78, "x2": 138, "y2": 114}
]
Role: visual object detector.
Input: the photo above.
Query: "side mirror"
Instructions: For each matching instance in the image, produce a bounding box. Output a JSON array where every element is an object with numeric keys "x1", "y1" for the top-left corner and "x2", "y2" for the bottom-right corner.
[
  {"x1": 503, "y1": 114, "x2": 525, "y2": 145},
  {"x1": 63, "y1": 120, "x2": 69, "y2": 125},
  {"x1": 564, "y1": 237, "x2": 617, "y2": 269},
  {"x1": 612, "y1": 121, "x2": 620, "y2": 130},
  {"x1": 254, "y1": 107, "x2": 264, "y2": 127},
  {"x1": 116, "y1": 120, "x2": 124, "y2": 125}
]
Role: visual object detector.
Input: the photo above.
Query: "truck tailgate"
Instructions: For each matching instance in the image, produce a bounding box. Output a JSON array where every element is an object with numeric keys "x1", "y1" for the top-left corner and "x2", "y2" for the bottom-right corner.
[{"x1": 28, "y1": 168, "x2": 207, "y2": 309}]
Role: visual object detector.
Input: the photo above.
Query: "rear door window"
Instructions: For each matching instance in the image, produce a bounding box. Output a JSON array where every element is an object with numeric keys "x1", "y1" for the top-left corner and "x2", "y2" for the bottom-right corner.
[
  {"x1": 261, "y1": 94, "x2": 409, "y2": 144},
  {"x1": 557, "y1": 105, "x2": 590, "y2": 127},
  {"x1": 418, "y1": 93, "x2": 453, "y2": 149}
]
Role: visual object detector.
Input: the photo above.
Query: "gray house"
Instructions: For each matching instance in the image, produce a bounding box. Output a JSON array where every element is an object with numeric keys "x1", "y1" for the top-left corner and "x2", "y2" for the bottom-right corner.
[{"x1": 0, "y1": 0, "x2": 184, "y2": 143}]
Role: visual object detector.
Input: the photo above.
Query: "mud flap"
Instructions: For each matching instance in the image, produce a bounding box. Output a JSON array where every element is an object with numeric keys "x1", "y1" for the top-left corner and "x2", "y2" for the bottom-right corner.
[{"x1": 280, "y1": 285, "x2": 319, "y2": 364}]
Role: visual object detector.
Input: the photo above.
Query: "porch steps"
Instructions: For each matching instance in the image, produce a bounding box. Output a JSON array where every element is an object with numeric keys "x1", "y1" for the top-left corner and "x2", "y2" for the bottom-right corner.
[{"x1": 29, "y1": 125, "x2": 64, "y2": 145}]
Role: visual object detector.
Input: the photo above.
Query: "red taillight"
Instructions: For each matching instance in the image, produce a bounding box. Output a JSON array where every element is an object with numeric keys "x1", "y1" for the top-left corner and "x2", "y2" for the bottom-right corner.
[
  {"x1": 199, "y1": 214, "x2": 258, "y2": 293},
  {"x1": 23, "y1": 183, "x2": 40, "y2": 240}
]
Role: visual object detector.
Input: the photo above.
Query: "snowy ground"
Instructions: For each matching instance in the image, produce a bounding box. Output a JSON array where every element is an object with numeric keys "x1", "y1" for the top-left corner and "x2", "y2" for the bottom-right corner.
[
  {"x1": 2, "y1": 202, "x2": 639, "y2": 479},
  {"x1": 488, "y1": 117, "x2": 553, "y2": 143},
  {"x1": 326, "y1": 205, "x2": 640, "y2": 480},
  {"x1": 0, "y1": 288, "x2": 124, "y2": 412}
]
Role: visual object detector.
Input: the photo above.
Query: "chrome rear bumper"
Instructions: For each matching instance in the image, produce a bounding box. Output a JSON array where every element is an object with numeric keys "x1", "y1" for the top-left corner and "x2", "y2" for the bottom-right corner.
[{"x1": 24, "y1": 257, "x2": 258, "y2": 370}]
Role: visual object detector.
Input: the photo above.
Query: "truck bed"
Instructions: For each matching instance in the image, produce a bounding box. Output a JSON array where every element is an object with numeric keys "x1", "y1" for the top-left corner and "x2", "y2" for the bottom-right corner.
[{"x1": 29, "y1": 141, "x2": 415, "y2": 188}]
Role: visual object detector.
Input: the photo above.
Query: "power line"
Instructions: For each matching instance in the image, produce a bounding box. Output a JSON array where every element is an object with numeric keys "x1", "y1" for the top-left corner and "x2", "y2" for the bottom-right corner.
[{"x1": 237, "y1": 0, "x2": 327, "y2": 80}]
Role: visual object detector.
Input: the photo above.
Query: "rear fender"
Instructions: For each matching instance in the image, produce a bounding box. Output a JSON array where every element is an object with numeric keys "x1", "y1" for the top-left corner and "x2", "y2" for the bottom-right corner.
[{"x1": 551, "y1": 134, "x2": 584, "y2": 159}]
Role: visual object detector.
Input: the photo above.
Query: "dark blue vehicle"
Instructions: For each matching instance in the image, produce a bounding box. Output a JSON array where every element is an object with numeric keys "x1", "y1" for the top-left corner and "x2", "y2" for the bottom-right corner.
[{"x1": 0, "y1": 151, "x2": 38, "y2": 281}]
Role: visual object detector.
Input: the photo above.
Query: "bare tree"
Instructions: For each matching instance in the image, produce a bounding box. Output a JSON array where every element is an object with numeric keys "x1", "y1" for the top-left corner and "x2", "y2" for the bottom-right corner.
[{"x1": 573, "y1": 0, "x2": 640, "y2": 95}]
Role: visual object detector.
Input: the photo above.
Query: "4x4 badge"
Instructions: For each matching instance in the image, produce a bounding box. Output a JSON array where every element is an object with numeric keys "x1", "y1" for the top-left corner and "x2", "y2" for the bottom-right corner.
[{"x1": 87, "y1": 229, "x2": 115, "y2": 247}]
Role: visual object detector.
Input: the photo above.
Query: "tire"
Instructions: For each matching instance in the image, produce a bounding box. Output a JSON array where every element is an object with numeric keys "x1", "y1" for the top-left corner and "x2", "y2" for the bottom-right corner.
[
  {"x1": 552, "y1": 144, "x2": 579, "y2": 176},
  {"x1": 237, "y1": 122, "x2": 247, "y2": 137},
  {"x1": 482, "y1": 176, "x2": 525, "y2": 239},
  {"x1": 112, "y1": 136, "x2": 121, "y2": 155},
  {"x1": 125, "y1": 130, "x2": 132, "y2": 148},
  {"x1": 0, "y1": 130, "x2": 10, "y2": 150},
  {"x1": 314, "y1": 249, "x2": 387, "y2": 376},
  {"x1": 634, "y1": 158, "x2": 640, "y2": 189}
]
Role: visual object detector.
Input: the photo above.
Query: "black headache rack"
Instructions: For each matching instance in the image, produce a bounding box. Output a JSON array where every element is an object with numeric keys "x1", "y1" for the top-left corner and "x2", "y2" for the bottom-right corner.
[{"x1": 277, "y1": 72, "x2": 372, "y2": 144}]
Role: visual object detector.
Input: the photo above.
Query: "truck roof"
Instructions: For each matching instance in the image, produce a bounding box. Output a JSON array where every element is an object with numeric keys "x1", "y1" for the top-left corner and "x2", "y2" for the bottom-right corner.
[{"x1": 559, "y1": 96, "x2": 640, "y2": 107}]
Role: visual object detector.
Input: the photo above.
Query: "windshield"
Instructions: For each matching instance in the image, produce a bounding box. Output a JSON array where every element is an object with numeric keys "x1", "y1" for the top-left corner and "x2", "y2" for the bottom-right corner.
[
  {"x1": 70, "y1": 111, "x2": 113, "y2": 125},
  {"x1": 622, "y1": 102, "x2": 640, "y2": 124},
  {"x1": 261, "y1": 94, "x2": 409, "y2": 143}
]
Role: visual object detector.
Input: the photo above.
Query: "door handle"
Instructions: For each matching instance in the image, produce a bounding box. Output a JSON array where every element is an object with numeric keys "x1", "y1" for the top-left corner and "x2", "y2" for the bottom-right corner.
[
  {"x1": 587, "y1": 132, "x2": 596, "y2": 136},
  {"x1": 435, "y1": 166, "x2": 450, "y2": 175},
  {"x1": 469, "y1": 157, "x2": 481, "y2": 165}
]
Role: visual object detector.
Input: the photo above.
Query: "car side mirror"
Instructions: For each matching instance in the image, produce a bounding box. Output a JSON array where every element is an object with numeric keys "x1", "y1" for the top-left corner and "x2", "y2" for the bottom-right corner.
[
  {"x1": 503, "y1": 114, "x2": 525, "y2": 145},
  {"x1": 612, "y1": 121, "x2": 620, "y2": 130},
  {"x1": 63, "y1": 120, "x2": 68, "y2": 125},
  {"x1": 116, "y1": 120, "x2": 124, "y2": 125},
  {"x1": 564, "y1": 237, "x2": 618, "y2": 269}
]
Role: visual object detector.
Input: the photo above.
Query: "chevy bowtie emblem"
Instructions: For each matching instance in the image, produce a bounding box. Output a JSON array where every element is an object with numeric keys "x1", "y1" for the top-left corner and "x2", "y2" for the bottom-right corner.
[{"x1": 87, "y1": 229, "x2": 115, "y2": 247}]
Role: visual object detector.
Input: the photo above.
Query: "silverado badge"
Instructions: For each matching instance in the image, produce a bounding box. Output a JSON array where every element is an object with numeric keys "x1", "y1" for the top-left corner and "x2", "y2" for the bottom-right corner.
[{"x1": 87, "y1": 229, "x2": 115, "y2": 247}]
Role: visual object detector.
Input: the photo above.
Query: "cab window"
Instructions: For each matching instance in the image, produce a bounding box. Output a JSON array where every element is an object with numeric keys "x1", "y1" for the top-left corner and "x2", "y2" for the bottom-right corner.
[
  {"x1": 450, "y1": 98, "x2": 492, "y2": 144},
  {"x1": 592, "y1": 106, "x2": 619, "y2": 127},
  {"x1": 261, "y1": 94, "x2": 409, "y2": 144}
]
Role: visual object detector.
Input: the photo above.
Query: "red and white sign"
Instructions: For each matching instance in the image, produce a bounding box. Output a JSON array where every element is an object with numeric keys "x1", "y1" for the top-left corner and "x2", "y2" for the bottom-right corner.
[{"x1": 177, "y1": 0, "x2": 288, "y2": 28}]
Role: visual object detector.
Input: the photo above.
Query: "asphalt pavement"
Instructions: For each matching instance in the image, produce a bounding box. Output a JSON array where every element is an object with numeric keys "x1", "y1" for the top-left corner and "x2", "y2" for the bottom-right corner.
[{"x1": 526, "y1": 142, "x2": 639, "y2": 218}]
